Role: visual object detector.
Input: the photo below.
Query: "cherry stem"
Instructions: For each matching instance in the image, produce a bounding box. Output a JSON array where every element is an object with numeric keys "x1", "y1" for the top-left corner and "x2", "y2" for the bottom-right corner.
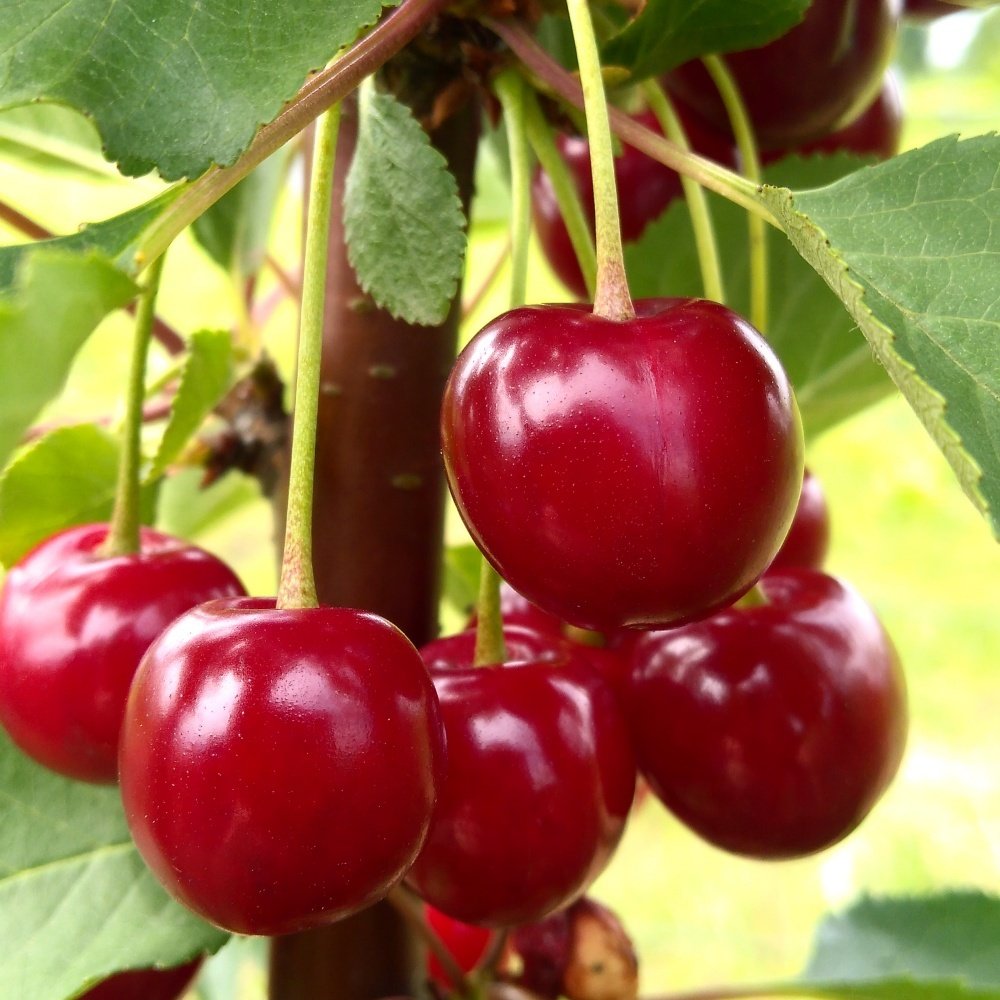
[
  {"x1": 98, "y1": 253, "x2": 166, "y2": 558},
  {"x1": 488, "y1": 21, "x2": 778, "y2": 228},
  {"x1": 736, "y1": 583, "x2": 769, "y2": 609},
  {"x1": 563, "y1": 0, "x2": 634, "y2": 320},
  {"x1": 702, "y1": 56, "x2": 769, "y2": 333},
  {"x1": 521, "y1": 83, "x2": 598, "y2": 299},
  {"x1": 476, "y1": 926, "x2": 509, "y2": 977},
  {"x1": 386, "y1": 887, "x2": 473, "y2": 996},
  {"x1": 135, "y1": 0, "x2": 452, "y2": 271},
  {"x1": 275, "y1": 102, "x2": 342, "y2": 611},
  {"x1": 642, "y1": 81, "x2": 725, "y2": 305}
]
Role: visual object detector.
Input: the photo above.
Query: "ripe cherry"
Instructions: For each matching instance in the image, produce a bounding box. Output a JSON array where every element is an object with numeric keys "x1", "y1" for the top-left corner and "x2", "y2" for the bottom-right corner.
[
  {"x1": 0, "y1": 524, "x2": 245, "y2": 783},
  {"x1": 627, "y1": 569, "x2": 907, "y2": 858},
  {"x1": 765, "y1": 74, "x2": 903, "y2": 164},
  {"x1": 80, "y1": 959, "x2": 202, "y2": 1000},
  {"x1": 665, "y1": 0, "x2": 899, "y2": 150},
  {"x1": 769, "y1": 468, "x2": 831, "y2": 571},
  {"x1": 425, "y1": 904, "x2": 494, "y2": 990},
  {"x1": 406, "y1": 626, "x2": 636, "y2": 926},
  {"x1": 119, "y1": 597, "x2": 444, "y2": 935},
  {"x1": 441, "y1": 298, "x2": 804, "y2": 632},
  {"x1": 531, "y1": 109, "x2": 736, "y2": 297}
]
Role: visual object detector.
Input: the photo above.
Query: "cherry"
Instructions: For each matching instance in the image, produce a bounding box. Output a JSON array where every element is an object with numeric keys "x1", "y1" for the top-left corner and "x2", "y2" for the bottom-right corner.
[
  {"x1": 119, "y1": 597, "x2": 444, "y2": 935},
  {"x1": 425, "y1": 904, "x2": 494, "y2": 990},
  {"x1": 406, "y1": 626, "x2": 636, "y2": 926},
  {"x1": 769, "y1": 467, "x2": 831, "y2": 571},
  {"x1": 664, "y1": 0, "x2": 899, "y2": 150},
  {"x1": 531, "y1": 109, "x2": 736, "y2": 297},
  {"x1": 0, "y1": 524, "x2": 245, "y2": 783},
  {"x1": 441, "y1": 298, "x2": 804, "y2": 632},
  {"x1": 626, "y1": 569, "x2": 907, "y2": 858},
  {"x1": 765, "y1": 74, "x2": 902, "y2": 164},
  {"x1": 80, "y1": 959, "x2": 202, "y2": 1000}
]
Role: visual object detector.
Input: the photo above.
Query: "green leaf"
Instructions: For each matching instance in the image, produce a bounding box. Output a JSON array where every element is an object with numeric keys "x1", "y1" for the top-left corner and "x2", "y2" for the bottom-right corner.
[
  {"x1": 0, "y1": 190, "x2": 179, "y2": 292},
  {"x1": 760, "y1": 134, "x2": 1000, "y2": 537},
  {"x1": 442, "y1": 543, "x2": 482, "y2": 617},
  {"x1": 793, "y1": 892, "x2": 1000, "y2": 999},
  {"x1": 146, "y1": 330, "x2": 235, "y2": 484},
  {"x1": 0, "y1": 425, "x2": 157, "y2": 568},
  {"x1": 157, "y1": 469, "x2": 262, "y2": 543},
  {"x1": 602, "y1": 0, "x2": 811, "y2": 81},
  {"x1": 0, "y1": 732, "x2": 228, "y2": 1000},
  {"x1": 192, "y1": 152, "x2": 289, "y2": 278},
  {"x1": 344, "y1": 85, "x2": 467, "y2": 326},
  {"x1": 0, "y1": 252, "x2": 137, "y2": 470},
  {"x1": 625, "y1": 153, "x2": 894, "y2": 437},
  {"x1": 0, "y1": 0, "x2": 391, "y2": 180}
]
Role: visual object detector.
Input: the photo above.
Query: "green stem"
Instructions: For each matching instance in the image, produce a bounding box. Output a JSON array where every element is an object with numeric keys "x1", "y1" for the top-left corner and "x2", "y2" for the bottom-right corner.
[
  {"x1": 702, "y1": 56, "x2": 769, "y2": 333},
  {"x1": 99, "y1": 254, "x2": 166, "y2": 558},
  {"x1": 641, "y1": 81, "x2": 725, "y2": 304},
  {"x1": 563, "y1": 0, "x2": 634, "y2": 320},
  {"x1": 488, "y1": 20, "x2": 778, "y2": 227},
  {"x1": 473, "y1": 561, "x2": 506, "y2": 667},
  {"x1": 736, "y1": 583, "x2": 769, "y2": 609},
  {"x1": 275, "y1": 103, "x2": 342, "y2": 611},
  {"x1": 522, "y1": 85, "x2": 597, "y2": 299},
  {"x1": 134, "y1": 0, "x2": 452, "y2": 272}
]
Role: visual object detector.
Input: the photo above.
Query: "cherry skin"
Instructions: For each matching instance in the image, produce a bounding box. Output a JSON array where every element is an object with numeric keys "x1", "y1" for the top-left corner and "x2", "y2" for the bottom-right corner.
[
  {"x1": 626, "y1": 569, "x2": 907, "y2": 859},
  {"x1": 769, "y1": 468, "x2": 831, "y2": 571},
  {"x1": 80, "y1": 959, "x2": 201, "y2": 1000},
  {"x1": 765, "y1": 74, "x2": 903, "y2": 164},
  {"x1": 425, "y1": 904, "x2": 494, "y2": 990},
  {"x1": 119, "y1": 597, "x2": 444, "y2": 935},
  {"x1": 664, "y1": 0, "x2": 899, "y2": 150},
  {"x1": 441, "y1": 298, "x2": 804, "y2": 632},
  {"x1": 532, "y1": 109, "x2": 736, "y2": 297},
  {"x1": 0, "y1": 524, "x2": 245, "y2": 783},
  {"x1": 406, "y1": 626, "x2": 636, "y2": 926}
]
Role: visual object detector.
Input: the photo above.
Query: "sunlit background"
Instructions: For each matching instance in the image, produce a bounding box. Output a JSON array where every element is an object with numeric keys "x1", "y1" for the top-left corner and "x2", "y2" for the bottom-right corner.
[{"x1": 0, "y1": 7, "x2": 998, "y2": 998}]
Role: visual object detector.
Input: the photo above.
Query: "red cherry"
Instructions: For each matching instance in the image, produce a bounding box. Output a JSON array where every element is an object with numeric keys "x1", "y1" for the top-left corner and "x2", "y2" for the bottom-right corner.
[
  {"x1": 766, "y1": 73, "x2": 903, "y2": 164},
  {"x1": 119, "y1": 597, "x2": 444, "y2": 935},
  {"x1": 80, "y1": 959, "x2": 201, "y2": 1000},
  {"x1": 0, "y1": 524, "x2": 245, "y2": 783},
  {"x1": 532, "y1": 109, "x2": 737, "y2": 297},
  {"x1": 441, "y1": 298, "x2": 804, "y2": 632},
  {"x1": 627, "y1": 569, "x2": 907, "y2": 858},
  {"x1": 665, "y1": 0, "x2": 899, "y2": 150},
  {"x1": 425, "y1": 904, "x2": 494, "y2": 989},
  {"x1": 407, "y1": 626, "x2": 636, "y2": 926},
  {"x1": 768, "y1": 468, "x2": 831, "y2": 571}
]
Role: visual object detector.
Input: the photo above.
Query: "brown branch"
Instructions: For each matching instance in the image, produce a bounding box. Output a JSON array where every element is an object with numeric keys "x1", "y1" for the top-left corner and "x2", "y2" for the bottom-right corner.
[
  {"x1": 0, "y1": 199, "x2": 52, "y2": 241},
  {"x1": 22, "y1": 396, "x2": 175, "y2": 444}
]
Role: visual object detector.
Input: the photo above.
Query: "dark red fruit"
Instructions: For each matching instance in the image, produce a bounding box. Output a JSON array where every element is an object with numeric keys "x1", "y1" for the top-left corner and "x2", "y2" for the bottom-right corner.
[
  {"x1": 0, "y1": 524, "x2": 245, "y2": 783},
  {"x1": 441, "y1": 298, "x2": 804, "y2": 632},
  {"x1": 407, "y1": 626, "x2": 635, "y2": 926},
  {"x1": 425, "y1": 904, "x2": 494, "y2": 989},
  {"x1": 119, "y1": 597, "x2": 444, "y2": 935},
  {"x1": 532, "y1": 109, "x2": 737, "y2": 297},
  {"x1": 769, "y1": 468, "x2": 831, "y2": 571},
  {"x1": 904, "y1": 0, "x2": 966, "y2": 19},
  {"x1": 665, "y1": 0, "x2": 899, "y2": 150},
  {"x1": 766, "y1": 74, "x2": 902, "y2": 164},
  {"x1": 627, "y1": 570, "x2": 907, "y2": 858},
  {"x1": 81, "y1": 959, "x2": 201, "y2": 1000}
]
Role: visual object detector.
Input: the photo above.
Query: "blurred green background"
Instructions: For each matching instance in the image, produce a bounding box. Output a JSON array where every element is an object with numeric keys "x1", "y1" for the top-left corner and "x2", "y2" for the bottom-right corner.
[{"x1": 0, "y1": 8, "x2": 998, "y2": 998}]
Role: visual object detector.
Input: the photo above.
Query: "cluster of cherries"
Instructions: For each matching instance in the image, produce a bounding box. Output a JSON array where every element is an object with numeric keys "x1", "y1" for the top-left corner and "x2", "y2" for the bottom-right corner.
[{"x1": 0, "y1": 0, "x2": 956, "y2": 996}]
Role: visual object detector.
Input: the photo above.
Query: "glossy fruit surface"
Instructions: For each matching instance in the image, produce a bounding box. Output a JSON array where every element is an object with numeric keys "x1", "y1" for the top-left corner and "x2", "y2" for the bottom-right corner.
[
  {"x1": 665, "y1": 0, "x2": 899, "y2": 150},
  {"x1": 769, "y1": 468, "x2": 831, "y2": 571},
  {"x1": 771, "y1": 73, "x2": 902, "y2": 162},
  {"x1": 532, "y1": 109, "x2": 736, "y2": 297},
  {"x1": 442, "y1": 298, "x2": 804, "y2": 632},
  {"x1": 0, "y1": 524, "x2": 245, "y2": 783},
  {"x1": 407, "y1": 626, "x2": 635, "y2": 925},
  {"x1": 425, "y1": 904, "x2": 494, "y2": 989},
  {"x1": 81, "y1": 959, "x2": 202, "y2": 1000},
  {"x1": 627, "y1": 570, "x2": 907, "y2": 858},
  {"x1": 120, "y1": 597, "x2": 444, "y2": 935}
]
